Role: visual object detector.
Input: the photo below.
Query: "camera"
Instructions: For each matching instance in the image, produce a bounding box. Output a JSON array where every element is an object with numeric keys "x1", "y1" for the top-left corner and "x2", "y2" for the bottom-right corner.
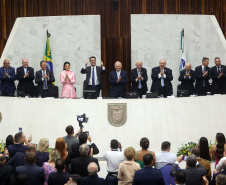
[{"x1": 77, "y1": 113, "x2": 89, "y2": 129}]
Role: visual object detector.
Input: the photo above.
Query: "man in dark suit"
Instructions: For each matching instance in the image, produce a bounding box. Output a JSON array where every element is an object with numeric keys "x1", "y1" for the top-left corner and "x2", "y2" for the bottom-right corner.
[
  {"x1": 48, "y1": 158, "x2": 70, "y2": 185},
  {"x1": 195, "y1": 57, "x2": 211, "y2": 95},
  {"x1": 0, "y1": 59, "x2": 16, "y2": 96},
  {"x1": 178, "y1": 63, "x2": 196, "y2": 95},
  {"x1": 132, "y1": 153, "x2": 165, "y2": 185},
  {"x1": 16, "y1": 152, "x2": 45, "y2": 185},
  {"x1": 211, "y1": 57, "x2": 226, "y2": 94},
  {"x1": 70, "y1": 144, "x2": 100, "y2": 177},
  {"x1": 130, "y1": 60, "x2": 148, "y2": 98},
  {"x1": 150, "y1": 59, "x2": 173, "y2": 97},
  {"x1": 16, "y1": 58, "x2": 35, "y2": 97},
  {"x1": 82, "y1": 162, "x2": 105, "y2": 185},
  {"x1": 210, "y1": 160, "x2": 226, "y2": 185},
  {"x1": 109, "y1": 61, "x2": 128, "y2": 98},
  {"x1": 173, "y1": 170, "x2": 186, "y2": 185},
  {"x1": 170, "y1": 154, "x2": 206, "y2": 185},
  {"x1": 35, "y1": 60, "x2": 55, "y2": 98},
  {"x1": 81, "y1": 56, "x2": 106, "y2": 97},
  {"x1": 8, "y1": 132, "x2": 27, "y2": 158},
  {"x1": 0, "y1": 154, "x2": 15, "y2": 185}
]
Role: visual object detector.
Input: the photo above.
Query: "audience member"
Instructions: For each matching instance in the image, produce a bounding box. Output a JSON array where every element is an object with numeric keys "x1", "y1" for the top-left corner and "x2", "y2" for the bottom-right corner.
[
  {"x1": 5, "y1": 135, "x2": 14, "y2": 149},
  {"x1": 70, "y1": 144, "x2": 100, "y2": 177},
  {"x1": 36, "y1": 138, "x2": 49, "y2": 167},
  {"x1": 48, "y1": 158, "x2": 70, "y2": 185},
  {"x1": 0, "y1": 154, "x2": 14, "y2": 185},
  {"x1": 118, "y1": 147, "x2": 140, "y2": 185},
  {"x1": 16, "y1": 152, "x2": 45, "y2": 185},
  {"x1": 212, "y1": 133, "x2": 226, "y2": 169},
  {"x1": 55, "y1": 138, "x2": 68, "y2": 161},
  {"x1": 0, "y1": 59, "x2": 16, "y2": 96},
  {"x1": 134, "y1": 137, "x2": 155, "y2": 168},
  {"x1": 160, "y1": 163, "x2": 179, "y2": 185},
  {"x1": 14, "y1": 173, "x2": 29, "y2": 185},
  {"x1": 104, "y1": 139, "x2": 125, "y2": 185},
  {"x1": 82, "y1": 162, "x2": 105, "y2": 185},
  {"x1": 67, "y1": 174, "x2": 82, "y2": 185},
  {"x1": 132, "y1": 153, "x2": 164, "y2": 185},
  {"x1": 174, "y1": 170, "x2": 187, "y2": 185},
  {"x1": 210, "y1": 160, "x2": 226, "y2": 185},
  {"x1": 7, "y1": 143, "x2": 36, "y2": 173},
  {"x1": 16, "y1": 58, "x2": 35, "y2": 97},
  {"x1": 170, "y1": 154, "x2": 206, "y2": 185},
  {"x1": 199, "y1": 137, "x2": 211, "y2": 162},
  {"x1": 191, "y1": 147, "x2": 211, "y2": 181},
  {"x1": 155, "y1": 141, "x2": 177, "y2": 169},
  {"x1": 69, "y1": 132, "x2": 99, "y2": 160},
  {"x1": 216, "y1": 174, "x2": 226, "y2": 185},
  {"x1": 63, "y1": 125, "x2": 80, "y2": 153},
  {"x1": 42, "y1": 149, "x2": 61, "y2": 185}
]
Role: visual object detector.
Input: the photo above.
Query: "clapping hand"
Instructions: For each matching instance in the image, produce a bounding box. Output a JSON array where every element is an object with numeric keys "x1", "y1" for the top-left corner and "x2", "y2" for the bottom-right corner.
[
  {"x1": 24, "y1": 71, "x2": 29, "y2": 78},
  {"x1": 101, "y1": 61, "x2": 104, "y2": 67},
  {"x1": 117, "y1": 76, "x2": 121, "y2": 83},
  {"x1": 185, "y1": 72, "x2": 190, "y2": 78},
  {"x1": 85, "y1": 61, "x2": 89, "y2": 67},
  {"x1": 160, "y1": 70, "x2": 164, "y2": 77},
  {"x1": 219, "y1": 72, "x2": 223, "y2": 78},
  {"x1": 4, "y1": 71, "x2": 9, "y2": 78},
  {"x1": 203, "y1": 71, "x2": 208, "y2": 77}
]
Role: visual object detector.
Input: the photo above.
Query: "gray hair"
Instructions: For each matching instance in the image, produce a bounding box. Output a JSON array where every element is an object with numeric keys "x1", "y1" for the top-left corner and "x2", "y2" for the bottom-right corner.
[
  {"x1": 187, "y1": 154, "x2": 196, "y2": 167},
  {"x1": 79, "y1": 144, "x2": 89, "y2": 156},
  {"x1": 87, "y1": 162, "x2": 98, "y2": 176}
]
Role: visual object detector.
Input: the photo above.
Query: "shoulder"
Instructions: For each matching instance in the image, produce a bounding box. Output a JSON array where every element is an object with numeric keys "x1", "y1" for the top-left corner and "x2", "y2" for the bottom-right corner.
[
  {"x1": 152, "y1": 66, "x2": 159, "y2": 70},
  {"x1": 195, "y1": 65, "x2": 201, "y2": 69},
  {"x1": 110, "y1": 70, "x2": 115, "y2": 74},
  {"x1": 165, "y1": 67, "x2": 172, "y2": 71},
  {"x1": 122, "y1": 70, "x2": 128, "y2": 74},
  {"x1": 9, "y1": 66, "x2": 15, "y2": 70}
]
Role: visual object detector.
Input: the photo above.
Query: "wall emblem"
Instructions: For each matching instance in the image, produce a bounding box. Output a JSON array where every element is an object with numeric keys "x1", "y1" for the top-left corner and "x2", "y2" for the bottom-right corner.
[{"x1": 108, "y1": 103, "x2": 127, "y2": 127}]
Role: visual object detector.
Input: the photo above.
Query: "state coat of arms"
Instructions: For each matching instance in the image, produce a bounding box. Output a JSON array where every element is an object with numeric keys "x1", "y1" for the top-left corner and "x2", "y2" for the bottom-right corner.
[{"x1": 108, "y1": 103, "x2": 127, "y2": 127}]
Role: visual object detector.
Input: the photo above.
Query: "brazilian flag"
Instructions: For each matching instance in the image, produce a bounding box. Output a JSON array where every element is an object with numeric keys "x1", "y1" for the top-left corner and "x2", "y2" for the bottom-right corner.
[{"x1": 44, "y1": 31, "x2": 55, "y2": 85}]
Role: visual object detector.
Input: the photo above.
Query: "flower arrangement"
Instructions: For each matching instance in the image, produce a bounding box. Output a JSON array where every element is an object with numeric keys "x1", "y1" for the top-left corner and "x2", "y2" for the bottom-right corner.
[
  {"x1": 177, "y1": 142, "x2": 197, "y2": 157},
  {"x1": 0, "y1": 141, "x2": 6, "y2": 154}
]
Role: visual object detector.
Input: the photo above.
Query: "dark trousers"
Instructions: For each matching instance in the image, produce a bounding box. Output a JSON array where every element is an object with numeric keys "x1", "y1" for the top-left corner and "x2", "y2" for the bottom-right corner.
[
  {"x1": 87, "y1": 85, "x2": 101, "y2": 97},
  {"x1": 42, "y1": 89, "x2": 49, "y2": 98},
  {"x1": 158, "y1": 86, "x2": 168, "y2": 98},
  {"x1": 105, "y1": 174, "x2": 118, "y2": 185},
  {"x1": 197, "y1": 86, "x2": 208, "y2": 96},
  {"x1": 1, "y1": 86, "x2": 14, "y2": 97}
]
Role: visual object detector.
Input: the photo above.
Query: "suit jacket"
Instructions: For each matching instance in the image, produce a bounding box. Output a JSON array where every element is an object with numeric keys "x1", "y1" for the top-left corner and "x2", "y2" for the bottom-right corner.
[
  {"x1": 130, "y1": 67, "x2": 148, "y2": 94},
  {"x1": 8, "y1": 144, "x2": 27, "y2": 158},
  {"x1": 81, "y1": 66, "x2": 106, "y2": 89},
  {"x1": 16, "y1": 66, "x2": 34, "y2": 93},
  {"x1": 195, "y1": 65, "x2": 211, "y2": 93},
  {"x1": 178, "y1": 69, "x2": 196, "y2": 95},
  {"x1": 16, "y1": 164, "x2": 45, "y2": 185},
  {"x1": 211, "y1": 65, "x2": 226, "y2": 92},
  {"x1": 6, "y1": 152, "x2": 26, "y2": 173},
  {"x1": 48, "y1": 171, "x2": 70, "y2": 185},
  {"x1": 170, "y1": 163, "x2": 206, "y2": 185},
  {"x1": 0, "y1": 163, "x2": 15, "y2": 185},
  {"x1": 0, "y1": 66, "x2": 16, "y2": 94},
  {"x1": 109, "y1": 70, "x2": 128, "y2": 98},
  {"x1": 132, "y1": 166, "x2": 165, "y2": 185},
  {"x1": 70, "y1": 155, "x2": 100, "y2": 177},
  {"x1": 82, "y1": 175, "x2": 105, "y2": 185},
  {"x1": 151, "y1": 66, "x2": 173, "y2": 95},
  {"x1": 210, "y1": 170, "x2": 226, "y2": 185},
  {"x1": 35, "y1": 69, "x2": 55, "y2": 96}
]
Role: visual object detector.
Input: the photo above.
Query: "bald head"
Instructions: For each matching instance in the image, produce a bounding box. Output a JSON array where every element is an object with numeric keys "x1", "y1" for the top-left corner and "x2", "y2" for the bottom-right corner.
[
  {"x1": 115, "y1": 61, "x2": 122, "y2": 72},
  {"x1": 0, "y1": 154, "x2": 6, "y2": 164},
  {"x1": 185, "y1": 63, "x2": 192, "y2": 71},
  {"x1": 159, "y1": 59, "x2": 166, "y2": 70},
  {"x1": 136, "y1": 60, "x2": 142, "y2": 70},
  {"x1": 22, "y1": 58, "x2": 29, "y2": 68},
  {"x1": 3, "y1": 59, "x2": 10, "y2": 69},
  {"x1": 88, "y1": 162, "x2": 98, "y2": 176}
]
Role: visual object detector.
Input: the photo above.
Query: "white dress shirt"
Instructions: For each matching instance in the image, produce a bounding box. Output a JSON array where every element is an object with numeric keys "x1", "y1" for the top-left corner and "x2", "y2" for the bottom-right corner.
[
  {"x1": 104, "y1": 149, "x2": 126, "y2": 172},
  {"x1": 155, "y1": 151, "x2": 177, "y2": 169}
]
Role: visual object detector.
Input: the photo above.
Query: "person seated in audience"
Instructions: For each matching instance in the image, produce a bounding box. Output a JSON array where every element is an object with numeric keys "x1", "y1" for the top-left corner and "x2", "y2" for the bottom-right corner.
[
  {"x1": 0, "y1": 154, "x2": 15, "y2": 185},
  {"x1": 42, "y1": 149, "x2": 61, "y2": 185},
  {"x1": 69, "y1": 132, "x2": 99, "y2": 161},
  {"x1": 170, "y1": 154, "x2": 206, "y2": 185},
  {"x1": 7, "y1": 143, "x2": 36, "y2": 173},
  {"x1": 210, "y1": 160, "x2": 226, "y2": 185},
  {"x1": 155, "y1": 141, "x2": 177, "y2": 169},
  {"x1": 198, "y1": 137, "x2": 211, "y2": 162},
  {"x1": 118, "y1": 147, "x2": 140, "y2": 185},
  {"x1": 48, "y1": 158, "x2": 70, "y2": 185},
  {"x1": 36, "y1": 138, "x2": 49, "y2": 167},
  {"x1": 55, "y1": 138, "x2": 68, "y2": 161},
  {"x1": 191, "y1": 147, "x2": 211, "y2": 181},
  {"x1": 104, "y1": 139, "x2": 125, "y2": 185},
  {"x1": 134, "y1": 137, "x2": 155, "y2": 168},
  {"x1": 67, "y1": 174, "x2": 82, "y2": 185},
  {"x1": 14, "y1": 173, "x2": 29, "y2": 185},
  {"x1": 8, "y1": 132, "x2": 32, "y2": 158},
  {"x1": 216, "y1": 174, "x2": 226, "y2": 185},
  {"x1": 63, "y1": 125, "x2": 81, "y2": 153},
  {"x1": 16, "y1": 152, "x2": 45, "y2": 185},
  {"x1": 212, "y1": 133, "x2": 226, "y2": 169},
  {"x1": 173, "y1": 170, "x2": 187, "y2": 185},
  {"x1": 82, "y1": 162, "x2": 105, "y2": 185},
  {"x1": 132, "y1": 153, "x2": 165, "y2": 185},
  {"x1": 160, "y1": 163, "x2": 180, "y2": 185},
  {"x1": 70, "y1": 144, "x2": 100, "y2": 177}
]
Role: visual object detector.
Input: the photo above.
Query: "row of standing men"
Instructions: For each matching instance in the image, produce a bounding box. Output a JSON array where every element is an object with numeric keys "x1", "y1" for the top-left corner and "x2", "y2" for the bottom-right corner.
[{"x1": 0, "y1": 56, "x2": 225, "y2": 98}]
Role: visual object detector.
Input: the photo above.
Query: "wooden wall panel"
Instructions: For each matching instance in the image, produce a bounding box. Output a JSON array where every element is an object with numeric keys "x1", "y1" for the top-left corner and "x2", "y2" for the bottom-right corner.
[{"x1": 1, "y1": 0, "x2": 226, "y2": 96}]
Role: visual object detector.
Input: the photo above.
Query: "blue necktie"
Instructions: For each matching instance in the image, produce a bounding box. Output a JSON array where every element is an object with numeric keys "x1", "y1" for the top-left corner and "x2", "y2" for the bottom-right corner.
[
  {"x1": 92, "y1": 67, "x2": 95, "y2": 87},
  {"x1": 43, "y1": 71, "x2": 48, "y2": 90},
  {"x1": 138, "y1": 71, "x2": 142, "y2": 89},
  {"x1": 161, "y1": 71, "x2": 164, "y2": 87}
]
